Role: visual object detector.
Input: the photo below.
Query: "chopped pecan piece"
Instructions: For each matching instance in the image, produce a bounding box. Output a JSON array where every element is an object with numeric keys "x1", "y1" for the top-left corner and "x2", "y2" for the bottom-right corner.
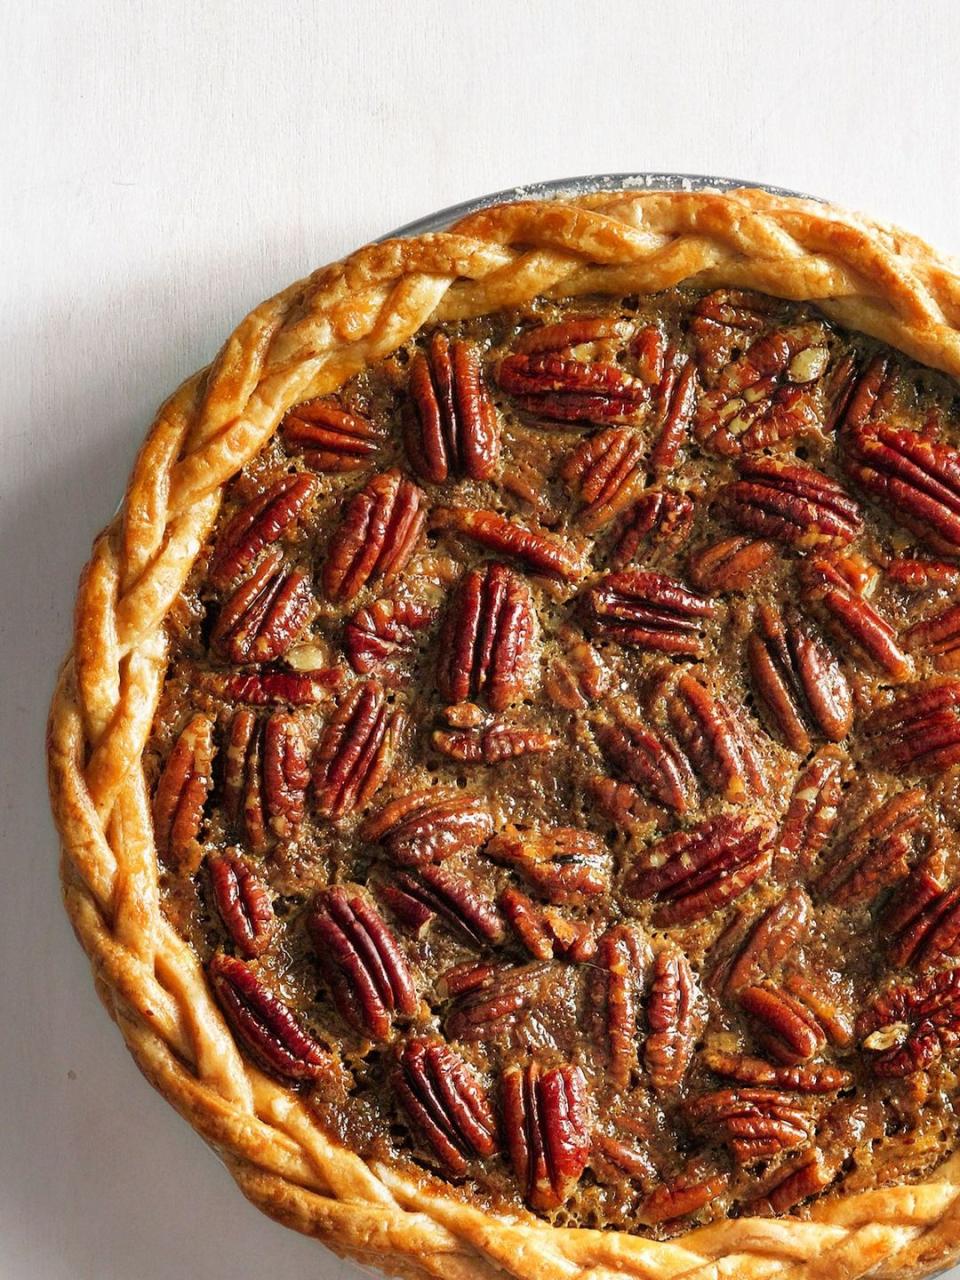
[
  {"x1": 812, "y1": 788, "x2": 926, "y2": 906},
  {"x1": 560, "y1": 427, "x2": 646, "y2": 530},
  {"x1": 830, "y1": 352, "x2": 896, "y2": 432},
  {"x1": 666, "y1": 671, "x2": 766, "y2": 801},
  {"x1": 431, "y1": 506, "x2": 585, "y2": 580},
  {"x1": 361, "y1": 787, "x2": 493, "y2": 866},
  {"x1": 501, "y1": 1060, "x2": 591, "y2": 1210},
  {"x1": 389, "y1": 866, "x2": 504, "y2": 946},
  {"x1": 687, "y1": 535, "x2": 777, "y2": 593},
  {"x1": 500, "y1": 887, "x2": 595, "y2": 961},
  {"x1": 224, "y1": 709, "x2": 309, "y2": 852},
  {"x1": 587, "y1": 774, "x2": 661, "y2": 834},
  {"x1": 208, "y1": 850, "x2": 275, "y2": 959},
  {"x1": 649, "y1": 355, "x2": 697, "y2": 475},
  {"x1": 217, "y1": 666, "x2": 343, "y2": 706},
  {"x1": 782, "y1": 968, "x2": 853, "y2": 1050},
  {"x1": 282, "y1": 398, "x2": 385, "y2": 472},
  {"x1": 392, "y1": 1037, "x2": 498, "y2": 1175},
  {"x1": 748, "y1": 603, "x2": 852, "y2": 752},
  {"x1": 595, "y1": 705, "x2": 695, "y2": 814},
  {"x1": 211, "y1": 548, "x2": 313, "y2": 664},
  {"x1": 312, "y1": 682, "x2": 403, "y2": 819},
  {"x1": 437, "y1": 562, "x2": 537, "y2": 710},
  {"x1": 626, "y1": 814, "x2": 773, "y2": 925},
  {"x1": 497, "y1": 351, "x2": 648, "y2": 426},
  {"x1": 637, "y1": 1159, "x2": 729, "y2": 1225},
  {"x1": 906, "y1": 602, "x2": 960, "y2": 671},
  {"x1": 845, "y1": 420, "x2": 960, "y2": 554},
  {"x1": 208, "y1": 952, "x2": 331, "y2": 1082},
  {"x1": 612, "y1": 489, "x2": 695, "y2": 568},
  {"x1": 209, "y1": 474, "x2": 316, "y2": 590},
  {"x1": 703, "y1": 1050, "x2": 851, "y2": 1094},
  {"x1": 740, "y1": 982, "x2": 827, "y2": 1064},
  {"x1": 694, "y1": 323, "x2": 827, "y2": 456},
  {"x1": 322, "y1": 470, "x2": 426, "y2": 603},
  {"x1": 715, "y1": 457, "x2": 863, "y2": 548},
  {"x1": 775, "y1": 747, "x2": 848, "y2": 876},
  {"x1": 800, "y1": 554, "x2": 910, "y2": 679},
  {"x1": 404, "y1": 333, "x2": 500, "y2": 483},
  {"x1": 153, "y1": 713, "x2": 215, "y2": 873},
  {"x1": 887, "y1": 556, "x2": 960, "y2": 591},
  {"x1": 862, "y1": 679, "x2": 960, "y2": 773},
  {"x1": 343, "y1": 595, "x2": 436, "y2": 675},
  {"x1": 543, "y1": 626, "x2": 609, "y2": 710},
  {"x1": 886, "y1": 848, "x2": 960, "y2": 969},
  {"x1": 309, "y1": 886, "x2": 417, "y2": 1040},
  {"x1": 432, "y1": 720, "x2": 555, "y2": 763},
  {"x1": 645, "y1": 949, "x2": 701, "y2": 1090},
  {"x1": 485, "y1": 825, "x2": 611, "y2": 904},
  {"x1": 685, "y1": 1088, "x2": 811, "y2": 1165},
  {"x1": 859, "y1": 967, "x2": 960, "y2": 1076},
  {"x1": 582, "y1": 570, "x2": 716, "y2": 655},
  {"x1": 713, "y1": 886, "x2": 813, "y2": 995},
  {"x1": 592, "y1": 924, "x2": 652, "y2": 1087},
  {"x1": 445, "y1": 961, "x2": 556, "y2": 1042},
  {"x1": 514, "y1": 315, "x2": 631, "y2": 355},
  {"x1": 688, "y1": 289, "x2": 779, "y2": 383}
]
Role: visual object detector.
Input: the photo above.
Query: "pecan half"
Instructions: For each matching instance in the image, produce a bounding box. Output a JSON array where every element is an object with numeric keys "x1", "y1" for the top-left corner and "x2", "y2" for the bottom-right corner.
[
  {"x1": 612, "y1": 489, "x2": 695, "y2": 568},
  {"x1": 812, "y1": 788, "x2": 926, "y2": 906},
  {"x1": 685, "y1": 1088, "x2": 811, "y2": 1165},
  {"x1": 445, "y1": 961, "x2": 556, "y2": 1042},
  {"x1": 211, "y1": 548, "x2": 313, "y2": 664},
  {"x1": 649, "y1": 355, "x2": 697, "y2": 475},
  {"x1": 309, "y1": 887, "x2": 417, "y2": 1039},
  {"x1": 582, "y1": 571, "x2": 716, "y2": 655},
  {"x1": 560, "y1": 427, "x2": 647, "y2": 530},
  {"x1": 859, "y1": 967, "x2": 960, "y2": 1076},
  {"x1": 501, "y1": 1060, "x2": 591, "y2": 1210},
  {"x1": 645, "y1": 949, "x2": 701, "y2": 1090},
  {"x1": 312, "y1": 682, "x2": 403, "y2": 819},
  {"x1": 862, "y1": 679, "x2": 960, "y2": 773},
  {"x1": 845, "y1": 421, "x2": 960, "y2": 554},
  {"x1": 625, "y1": 815, "x2": 773, "y2": 925},
  {"x1": 208, "y1": 850, "x2": 275, "y2": 959},
  {"x1": 404, "y1": 333, "x2": 500, "y2": 483},
  {"x1": 218, "y1": 666, "x2": 343, "y2": 706},
  {"x1": 595, "y1": 705, "x2": 696, "y2": 814},
  {"x1": 437, "y1": 562, "x2": 537, "y2": 710},
  {"x1": 775, "y1": 747, "x2": 848, "y2": 876},
  {"x1": 497, "y1": 351, "x2": 648, "y2": 426},
  {"x1": 887, "y1": 557, "x2": 960, "y2": 591},
  {"x1": 431, "y1": 506, "x2": 586, "y2": 580},
  {"x1": 485, "y1": 825, "x2": 611, "y2": 904},
  {"x1": 343, "y1": 595, "x2": 436, "y2": 675},
  {"x1": 687, "y1": 535, "x2": 777, "y2": 594},
  {"x1": 886, "y1": 848, "x2": 960, "y2": 969},
  {"x1": 666, "y1": 671, "x2": 767, "y2": 801},
  {"x1": 392, "y1": 1037, "x2": 498, "y2": 1175},
  {"x1": 740, "y1": 982, "x2": 827, "y2": 1064},
  {"x1": 715, "y1": 458, "x2": 863, "y2": 548},
  {"x1": 153, "y1": 713, "x2": 215, "y2": 873},
  {"x1": 800, "y1": 554, "x2": 910, "y2": 679},
  {"x1": 500, "y1": 888, "x2": 595, "y2": 961},
  {"x1": 432, "y1": 720, "x2": 555, "y2": 763},
  {"x1": 322, "y1": 470, "x2": 426, "y2": 603},
  {"x1": 694, "y1": 324, "x2": 827, "y2": 456},
  {"x1": 224, "y1": 709, "x2": 309, "y2": 851},
  {"x1": 637, "y1": 1159, "x2": 730, "y2": 1225},
  {"x1": 282, "y1": 398, "x2": 385, "y2": 471},
  {"x1": 592, "y1": 924, "x2": 652, "y2": 1087},
  {"x1": 713, "y1": 886, "x2": 813, "y2": 995},
  {"x1": 208, "y1": 952, "x2": 331, "y2": 1082},
  {"x1": 748, "y1": 603, "x2": 852, "y2": 752},
  {"x1": 830, "y1": 352, "x2": 897, "y2": 432},
  {"x1": 209, "y1": 474, "x2": 316, "y2": 590},
  {"x1": 387, "y1": 866, "x2": 504, "y2": 946},
  {"x1": 361, "y1": 787, "x2": 493, "y2": 866},
  {"x1": 703, "y1": 1049, "x2": 851, "y2": 1094}
]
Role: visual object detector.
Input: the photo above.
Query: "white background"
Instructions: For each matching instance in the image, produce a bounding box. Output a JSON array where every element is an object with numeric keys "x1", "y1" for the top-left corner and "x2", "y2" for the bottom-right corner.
[{"x1": 5, "y1": 2, "x2": 960, "y2": 1277}]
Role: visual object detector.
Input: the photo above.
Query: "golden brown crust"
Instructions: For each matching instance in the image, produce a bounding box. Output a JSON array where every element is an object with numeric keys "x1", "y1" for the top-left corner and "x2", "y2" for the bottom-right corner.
[{"x1": 47, "y1": 187, "x2": 960, "y2": 1280}]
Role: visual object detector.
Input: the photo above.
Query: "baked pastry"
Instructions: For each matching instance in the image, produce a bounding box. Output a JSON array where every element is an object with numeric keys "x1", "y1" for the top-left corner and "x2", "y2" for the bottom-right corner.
[{"x1": 48, "y1": 187, "x2": 960, "y2": 1280}]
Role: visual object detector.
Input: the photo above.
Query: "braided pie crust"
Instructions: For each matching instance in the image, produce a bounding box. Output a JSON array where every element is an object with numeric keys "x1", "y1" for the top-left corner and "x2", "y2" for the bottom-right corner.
[{"x1": 47, "y1": 188, "x2": 960, "y2": 1280}]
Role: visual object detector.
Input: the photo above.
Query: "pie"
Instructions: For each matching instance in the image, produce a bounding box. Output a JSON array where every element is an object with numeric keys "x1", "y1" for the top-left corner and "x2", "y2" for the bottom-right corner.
[{"x1": 48, "y1": 187, "x2": 960, "y2": 1280}]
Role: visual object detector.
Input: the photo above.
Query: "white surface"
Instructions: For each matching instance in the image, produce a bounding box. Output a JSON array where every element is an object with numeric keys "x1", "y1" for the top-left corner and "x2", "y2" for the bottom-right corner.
[{"x1": 5, "y1": 2, "x2": 960, "y2": 1277}]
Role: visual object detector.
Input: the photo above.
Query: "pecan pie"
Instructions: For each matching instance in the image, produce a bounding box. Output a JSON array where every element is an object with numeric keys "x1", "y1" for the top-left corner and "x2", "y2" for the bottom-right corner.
[{"x1": 49, "y1": 188, "x2": 960, "y2": 1280}]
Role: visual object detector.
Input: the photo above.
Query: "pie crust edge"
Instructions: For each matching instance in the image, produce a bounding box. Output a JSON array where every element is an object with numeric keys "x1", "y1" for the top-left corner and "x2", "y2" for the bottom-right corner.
[{"x1": 47, "y1": 187, "x2": 960, "y2": 1280}]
